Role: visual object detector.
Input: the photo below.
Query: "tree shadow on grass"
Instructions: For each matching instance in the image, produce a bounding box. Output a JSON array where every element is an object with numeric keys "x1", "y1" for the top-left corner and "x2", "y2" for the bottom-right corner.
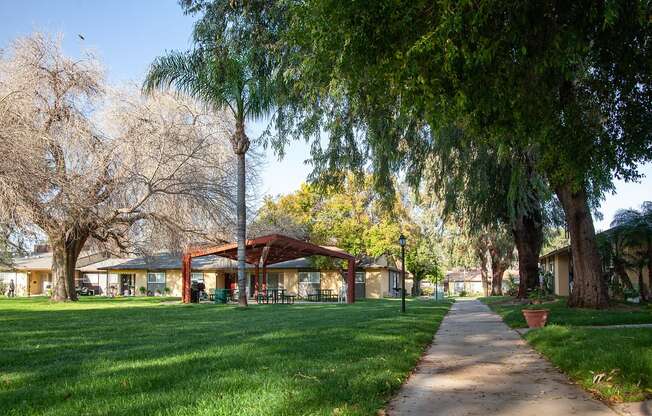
[{"x1": 0, "y1": 299, "x2": 451, "y2": 415}]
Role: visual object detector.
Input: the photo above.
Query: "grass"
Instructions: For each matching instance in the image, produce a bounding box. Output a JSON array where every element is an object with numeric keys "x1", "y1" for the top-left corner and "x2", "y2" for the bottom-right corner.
[
  {"x1": 0, "y1": 296, "x2": 451, "y2": 416},
  {"x1": 526, "y1": 326, "x2": 652, "y2": 402},
  {"x1": 480, "y1": 295, "x2": 652, "y2": 402},
  {"x1": 479, "y1": 296, "x2": 652, "y2": 328}
]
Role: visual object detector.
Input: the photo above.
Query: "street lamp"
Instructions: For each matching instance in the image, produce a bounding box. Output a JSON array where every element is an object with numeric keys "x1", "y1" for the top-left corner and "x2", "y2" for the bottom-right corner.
[{"x1": 399, "y1": 233, "x2": 406, "y2": 313}]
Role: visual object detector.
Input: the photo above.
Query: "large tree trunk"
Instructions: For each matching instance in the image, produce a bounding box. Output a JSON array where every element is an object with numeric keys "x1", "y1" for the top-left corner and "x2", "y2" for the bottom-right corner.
[
  {"x1": 513, "y1": 212, "x2": 543, "y2": 298},
  {"x1": 50, "y1": 233, "x2": 88, "y2": 301},
  {"x1": 490, "y1": 258, "x2": 507, "y2": 296},
  {"x1": 236, "y1": 151, "x2": 248, "y2": 307},
  {"x1": 556, "y1": 183, "x2": 608, "y2": 308}
]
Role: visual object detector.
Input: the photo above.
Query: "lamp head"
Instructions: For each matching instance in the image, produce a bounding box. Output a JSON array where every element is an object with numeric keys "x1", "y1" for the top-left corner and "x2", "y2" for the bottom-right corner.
[{"x1": 398, "y1": 234, "x2": 406, "y2": 247}]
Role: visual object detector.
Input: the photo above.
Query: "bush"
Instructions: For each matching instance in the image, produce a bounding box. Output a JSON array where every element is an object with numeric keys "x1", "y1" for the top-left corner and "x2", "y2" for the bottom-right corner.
[
  {"x1": 458, "y1": 290, "x2": 468, "y2": 297},
  {"x1": 421, "y1": 286, "x2": 434, "y2": 296},
  {"x1": 505, "y1": 275, "x2": 518, "y2": 296},
  {"x1": 138, "y1": 286, "x2": 147, "y2": 295},
  {"x1": 163, "y1": 287, "x2": 171, "y2": 295},
  {"x1": 0, "y1": 281, "x2": 7, "y2": 296}
]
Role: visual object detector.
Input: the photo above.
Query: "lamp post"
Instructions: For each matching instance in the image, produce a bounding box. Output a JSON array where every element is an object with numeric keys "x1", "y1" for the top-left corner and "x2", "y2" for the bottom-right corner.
[{"x1": 399, "y1": 233, "x2": 406, "y2": 313}]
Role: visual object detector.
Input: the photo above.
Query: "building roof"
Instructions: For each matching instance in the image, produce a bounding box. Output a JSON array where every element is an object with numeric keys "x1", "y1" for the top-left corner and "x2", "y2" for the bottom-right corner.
[
  {"x1": 10, "y1": 253, "x2": 54, "y2": 270},
  {"x1": 539, "y1": 245, "x2": 571, "y2": 259},
  {"x1": 77, "y1": 258, "x2": 135, "y2": 273},
  {"x1": 8, "y1": 251, "x2": 110, "y2": 271},
  {"x1": 186, "y1": 234, "x2": 355, "y2": 265}
]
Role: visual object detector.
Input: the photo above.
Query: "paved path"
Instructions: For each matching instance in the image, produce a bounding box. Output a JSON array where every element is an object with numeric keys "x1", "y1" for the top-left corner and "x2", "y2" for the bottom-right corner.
[{"x1": 387, "y1": 299, "x2": 617, "y2": 416}]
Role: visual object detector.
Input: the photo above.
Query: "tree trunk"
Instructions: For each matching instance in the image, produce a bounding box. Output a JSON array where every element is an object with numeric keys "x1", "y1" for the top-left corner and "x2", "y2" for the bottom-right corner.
[
  {"x1": 236, "y1": 151, "x2": 248, "y2": 307},
  {"x1": 613, "y1": 258, "x2": 635, "y2": 291},
  {"x1": 480, "y1": 268, "x2": 490, "y2": 297},
  {"x1": 638, "y1": 266, "x2": 648, "y2": 302},
  {"x1": 647, "y1": 237, "x2": 652, "y2": 301},
  {"x1": 50, "y1": 233, "x2": 88, "y2": 302},
  {"x1": 556, "y1": 183, "x2": 608, "y2": 308},
  {"x1": 513, "y1": 212, "x2": 543, "y2": 298},
  {"x1": 490, "y1": 260, "x2": 507, "y2": 296},
  {"x1": 475, "y1": 238, "x2": 490, "y2": 296}
]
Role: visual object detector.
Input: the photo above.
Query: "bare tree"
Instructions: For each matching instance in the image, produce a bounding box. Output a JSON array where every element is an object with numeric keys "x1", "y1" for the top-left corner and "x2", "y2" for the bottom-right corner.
[{"x1": 0, "y1": 34, "x2": 238, "y2": 301}]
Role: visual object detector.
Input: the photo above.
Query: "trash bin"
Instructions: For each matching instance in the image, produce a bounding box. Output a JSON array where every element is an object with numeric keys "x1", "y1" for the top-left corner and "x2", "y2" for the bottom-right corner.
[
  {"x1": 190, "y1": 282, "x2": 200, "y2": 303},
  {"x1": 214, "y1": 288, "x2": 228, "y2": 304}
]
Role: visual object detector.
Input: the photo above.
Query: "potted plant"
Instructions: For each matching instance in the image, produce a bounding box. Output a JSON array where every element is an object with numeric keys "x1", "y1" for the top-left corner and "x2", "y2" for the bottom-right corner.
[
  {"x1": 522, "y1": 288, "x2": 550, "y2": 328},
  {"x1": 138, "y1": 286, "x2": 147, "y2": 296}
]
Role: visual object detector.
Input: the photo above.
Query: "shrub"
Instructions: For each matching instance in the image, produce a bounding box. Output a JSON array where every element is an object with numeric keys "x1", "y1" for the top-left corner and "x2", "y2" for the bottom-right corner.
[
  {"x1": 421, "y1": 286, "x2": 434, "y2": 296},
  {"x1": 458, "y1": 289, "x2": 468, "y2": 297},
  {"x1": 163, "y1": 287, "x2": 171, "y2": 295},
  {"x1": 505, "y1": 275, "x2": 518, "y2": 296},
  {"x1": 0, "y1": 281, "x2": 7, "y2": 296},
  {"x1": 138, "y1": 286, "x2": 147, "y2": 295}
]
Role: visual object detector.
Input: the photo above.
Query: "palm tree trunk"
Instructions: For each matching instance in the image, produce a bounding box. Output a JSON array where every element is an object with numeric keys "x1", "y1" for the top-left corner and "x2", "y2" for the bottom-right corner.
[
  {"x1": 236, "y1": 151, "x2": 248, "y2": 307},
  {"x1": 556, "y1": 183, "x2": 608, "y2": 308}
]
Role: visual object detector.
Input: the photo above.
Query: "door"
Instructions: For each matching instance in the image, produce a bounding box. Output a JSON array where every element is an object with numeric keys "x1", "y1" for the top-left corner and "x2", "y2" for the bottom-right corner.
[
  {"x1": 225, "y1": 273, "x2": 237, "y2": 290},
  {"x1": 355, "y1": 271, "x2": 366, "y2": 299},
  {"x1": 120, "y1": 274, "x2": 135, "y2": 295}
]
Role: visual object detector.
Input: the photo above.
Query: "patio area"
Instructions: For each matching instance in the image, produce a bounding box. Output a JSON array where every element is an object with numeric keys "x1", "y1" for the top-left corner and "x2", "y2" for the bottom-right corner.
[{"x1": 182, "y1": 234, "x2": 357, "y2": 304}]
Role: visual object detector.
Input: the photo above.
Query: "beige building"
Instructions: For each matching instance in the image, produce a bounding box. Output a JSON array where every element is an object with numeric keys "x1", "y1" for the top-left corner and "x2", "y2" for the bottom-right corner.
[
  {"x1": 0, "y1": 250, "x2": 114, "y2": 296},
  {"x1": 102, "y1": 253, "x2": 412, "y2": 300},
  {"x1": 540, "y1": 241, "x2": 650, "y2": 297},
  {"x1": 1, "y1": 250, "x2": 412, "y2": 300}
]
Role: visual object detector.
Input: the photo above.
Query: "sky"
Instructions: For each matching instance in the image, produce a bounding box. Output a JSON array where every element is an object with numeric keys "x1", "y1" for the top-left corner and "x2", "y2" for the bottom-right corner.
[{"x1": 1, "y1": 0, "x2": 650, "y2": 230}]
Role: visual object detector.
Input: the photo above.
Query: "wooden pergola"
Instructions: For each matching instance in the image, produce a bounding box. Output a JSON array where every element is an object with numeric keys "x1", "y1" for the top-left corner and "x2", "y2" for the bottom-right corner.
[{"x1": 181, "y1": 234, "x2": 356, "y2": 304}]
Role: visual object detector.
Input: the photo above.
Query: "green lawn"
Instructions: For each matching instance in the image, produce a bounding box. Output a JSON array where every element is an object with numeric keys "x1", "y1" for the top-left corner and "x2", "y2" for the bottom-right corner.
[
  {"x1": 479, "y1": 296, "x2": 652, "y2": 328},
  {"x1": 526, "y1": 326, "x2": 652, "y2": 402},
  {"x1": 0, "y1": 296, "x2": 451, "y2": 416},
  {"x1": 480, "y1": 296, "x2": 652, "y2": 402}
]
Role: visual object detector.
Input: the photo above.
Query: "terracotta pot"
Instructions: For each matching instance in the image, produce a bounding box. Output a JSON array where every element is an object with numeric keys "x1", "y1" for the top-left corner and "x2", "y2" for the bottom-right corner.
[{"x1": 522, "y1": 309, "x2": 549, "y2": 328}]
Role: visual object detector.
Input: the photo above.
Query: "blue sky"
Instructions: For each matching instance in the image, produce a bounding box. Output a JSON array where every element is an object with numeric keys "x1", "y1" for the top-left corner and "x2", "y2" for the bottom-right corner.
[{"x1": 2, "y1": 0, "x2": 650, "y2": 230}]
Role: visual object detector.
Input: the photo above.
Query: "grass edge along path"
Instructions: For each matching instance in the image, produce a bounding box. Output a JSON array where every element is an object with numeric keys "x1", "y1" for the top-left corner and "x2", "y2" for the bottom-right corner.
[
  {"x1": 479, "y1": 296, "x2": 652, "y2": 403},
  {"x1": 0, "y1": 297, "x2": 452, "y2": 416}
]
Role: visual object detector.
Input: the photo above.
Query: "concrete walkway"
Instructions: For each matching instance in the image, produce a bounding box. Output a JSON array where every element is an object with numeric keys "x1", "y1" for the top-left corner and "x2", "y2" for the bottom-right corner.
[{"x1": 387, "y1": 299, "x2": 617, "y2": 416}]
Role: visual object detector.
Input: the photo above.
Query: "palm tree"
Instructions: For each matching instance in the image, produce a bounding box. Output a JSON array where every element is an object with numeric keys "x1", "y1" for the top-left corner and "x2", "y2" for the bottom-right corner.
[
  {"x1": 144, "y1": 47, "x2": 275, "y2": 307},
  {"x1": 611, "y1": 202, "x2": 652, "y2": 302}
]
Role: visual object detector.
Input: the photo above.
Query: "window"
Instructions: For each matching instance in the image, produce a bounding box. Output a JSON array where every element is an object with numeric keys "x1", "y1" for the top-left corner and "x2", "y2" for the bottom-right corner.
[
  {"x1": 298, "y1": 271, "x2": 320, "y2": 297},
  {"x1": 355, "y1": 271, "x2": 365, "y2": 283},
  {"x1": 191, "y1": 272, "x2": 204, "y2": 283},
  {"x1": 147, "y1": 272, "x2": 165, "y2": 294},
  {"x1": 267, "y1": 272, "x2": 282, "y2": 289},
  {"x1": 389, "y1": 270, "x2": 401, "y2": 290},
  {"x1": 0, "y1": 272, "x2": 16, "y2": 282}
]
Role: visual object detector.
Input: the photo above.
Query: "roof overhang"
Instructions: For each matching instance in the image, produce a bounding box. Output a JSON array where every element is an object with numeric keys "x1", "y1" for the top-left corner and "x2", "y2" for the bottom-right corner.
[{"x1": 186, "y1": 234, "x2": 354, "y2": 266}]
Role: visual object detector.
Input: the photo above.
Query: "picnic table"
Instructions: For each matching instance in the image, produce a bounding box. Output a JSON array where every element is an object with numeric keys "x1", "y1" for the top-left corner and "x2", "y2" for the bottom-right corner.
[
  {"x1": 256, "y1": 288, "x2": 296, "y2": 304},
  {"x1": 306, "y1": 289, "x2": 337, "y2": 302}
]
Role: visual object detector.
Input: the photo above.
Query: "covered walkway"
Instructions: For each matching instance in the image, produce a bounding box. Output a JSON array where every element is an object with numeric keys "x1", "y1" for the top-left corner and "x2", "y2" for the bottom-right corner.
[{"x1": 181, "y1": 234, "x2": 356, "y2": 304}]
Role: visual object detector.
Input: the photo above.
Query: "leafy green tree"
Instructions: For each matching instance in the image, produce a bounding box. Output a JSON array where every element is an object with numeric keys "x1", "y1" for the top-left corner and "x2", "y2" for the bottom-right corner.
[
  {"x1": 251, "y1": 176, "x2": 413, "y2": 261},
  {"x1": 144, "y1": 1, "x2": 281, "y2": 306},
  {"x1": 610, "y1": 202, "x2": 652, "y2": 301},
  {"x1": 405, "y1": 238, "x2": 443, "y2": 296},
  {"x1": 269, "y1": 0, "x2": 651, "y2": 308}
]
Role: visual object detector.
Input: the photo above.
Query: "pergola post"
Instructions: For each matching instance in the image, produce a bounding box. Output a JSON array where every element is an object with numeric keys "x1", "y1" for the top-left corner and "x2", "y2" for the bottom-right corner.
[
  {"x1": 262, "y1": 264, "x2": 267, "y2": 292},
  {"x1": 254, "y1": 264, "x2": 259, "y2": 298},
  {"x1": 347, "y1": 258, "x2": 355, "y2": 304},
  {"x1": 182, "y1": 253, "x2": 191, "y2": 304}
]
